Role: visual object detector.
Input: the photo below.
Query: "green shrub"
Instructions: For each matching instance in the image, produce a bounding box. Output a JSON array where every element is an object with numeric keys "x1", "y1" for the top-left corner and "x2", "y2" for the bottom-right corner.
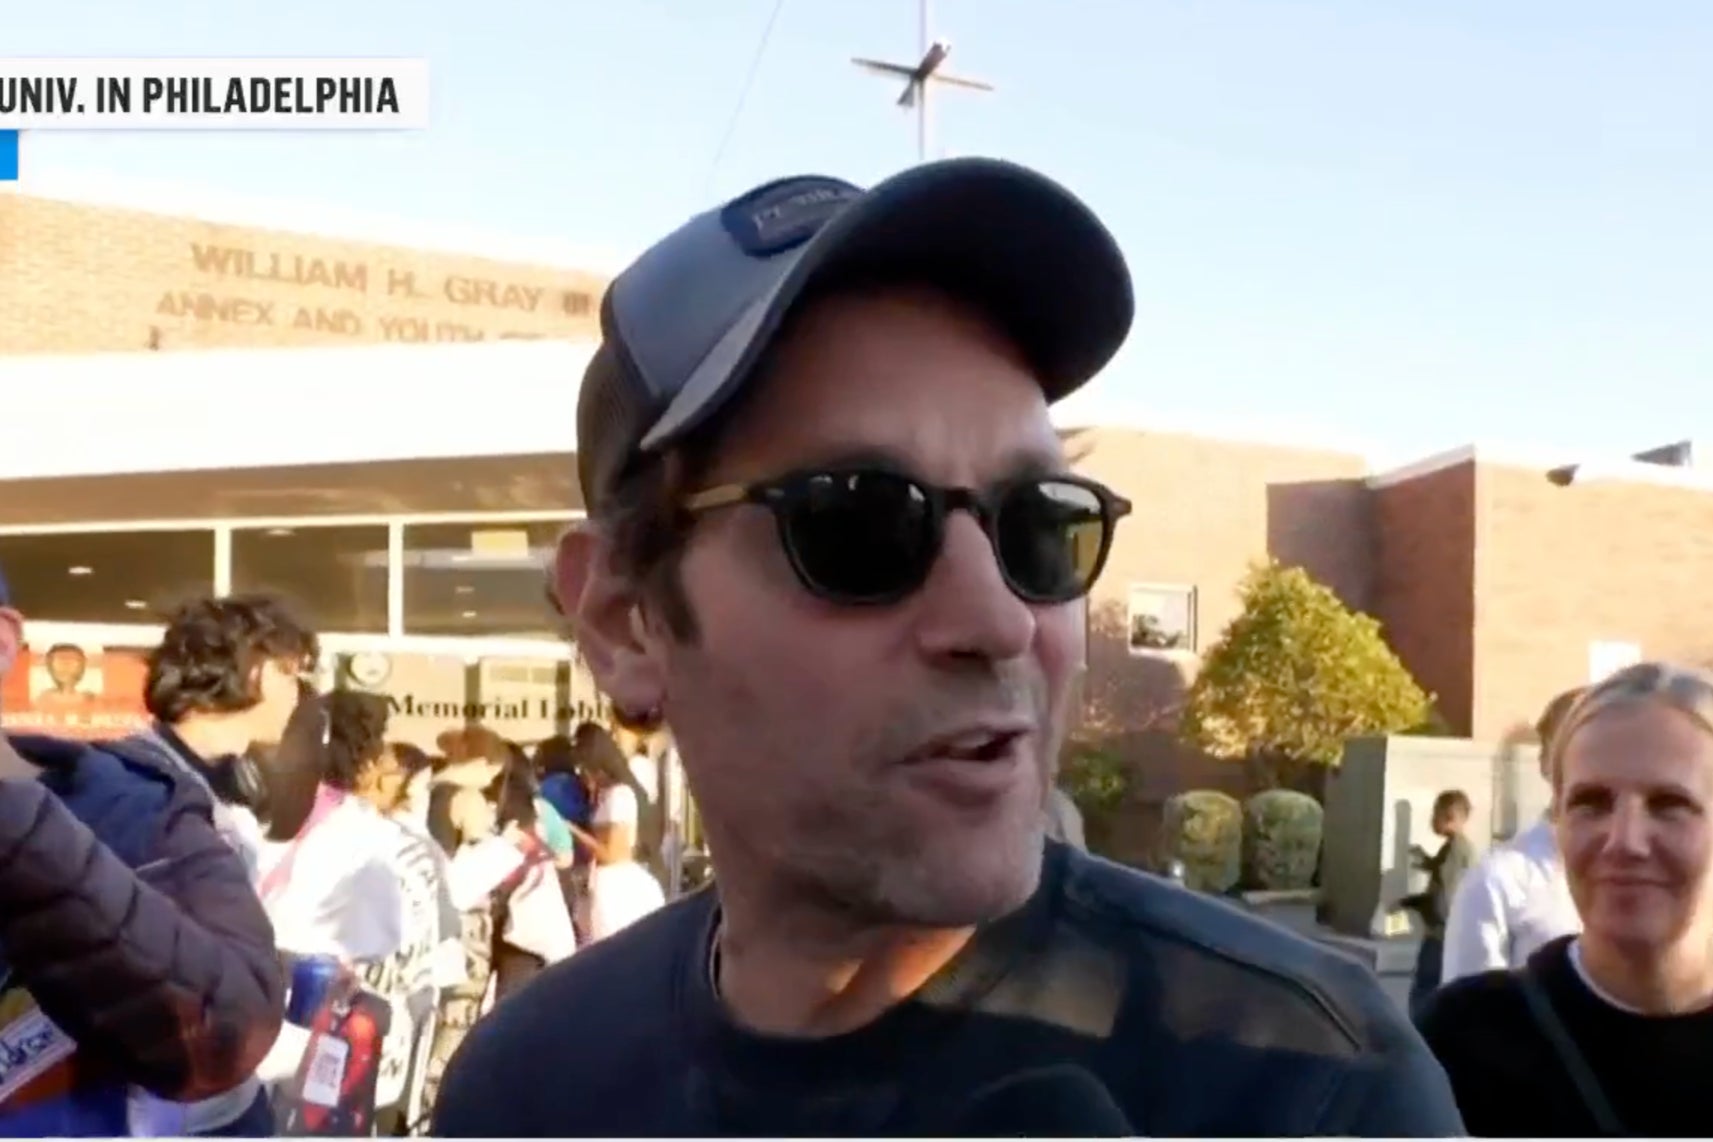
[
  {"x1": 1242, "y1": 789, "x2": 1324, "y2": 890},
  {"x1": 1160, "y1": 790, "x2": 1243, "y2": 893},
  {"x1": 1060, "y1": 744, "x2": 1128, "y2": 815}
]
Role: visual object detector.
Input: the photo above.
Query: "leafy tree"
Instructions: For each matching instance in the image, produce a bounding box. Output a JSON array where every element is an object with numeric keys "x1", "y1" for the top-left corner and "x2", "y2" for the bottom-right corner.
[{"x1": 1180, "y1": 561, "x2": 1432, "y2": 789}]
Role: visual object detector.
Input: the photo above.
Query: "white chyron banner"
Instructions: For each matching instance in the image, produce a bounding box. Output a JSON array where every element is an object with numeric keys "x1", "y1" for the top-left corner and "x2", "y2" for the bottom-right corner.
[{"x1": 0, "y1": 58, "x2": 430, "y2": 129}]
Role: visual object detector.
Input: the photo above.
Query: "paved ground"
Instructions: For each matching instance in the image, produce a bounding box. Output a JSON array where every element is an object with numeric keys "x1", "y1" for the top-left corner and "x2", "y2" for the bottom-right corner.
[
  {"x1": 1211, "y1": 898, "x2": 1419, "y2": 1012},
  {"x1": 1297, "y1": 922, "x2": 1417, "y2": 1012}
]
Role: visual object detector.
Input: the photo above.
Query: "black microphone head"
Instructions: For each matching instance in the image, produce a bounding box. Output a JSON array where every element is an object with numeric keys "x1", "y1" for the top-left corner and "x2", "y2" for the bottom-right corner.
[{"x1": 944, "y1": 1064, "x2": 1133, "y2": 1138}]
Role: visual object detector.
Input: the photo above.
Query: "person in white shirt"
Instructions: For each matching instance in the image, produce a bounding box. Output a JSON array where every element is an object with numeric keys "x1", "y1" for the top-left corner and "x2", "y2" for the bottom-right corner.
[
  {"x1": 568, "y1": 723, "x2": 665, "y2": 941},
  {"x1": 1441, "y1": 686, "x2": 1586, "y2": 983},
  {"x1": 256, "y1": 692, "x2": 419, "y2": 1127}
]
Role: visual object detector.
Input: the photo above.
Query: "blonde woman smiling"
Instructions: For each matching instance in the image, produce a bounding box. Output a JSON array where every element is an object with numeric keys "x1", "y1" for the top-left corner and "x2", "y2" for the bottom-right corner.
[{"x1": 1418, "y1": 662, "x2": 1713, "y2": 1136}]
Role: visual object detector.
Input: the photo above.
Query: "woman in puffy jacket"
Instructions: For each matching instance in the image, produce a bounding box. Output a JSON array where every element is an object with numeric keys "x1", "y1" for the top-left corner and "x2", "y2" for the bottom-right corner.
[
  {"x1": 0, "y1": 583, "x2": 286, "y2": 1136},
  {"x1": 0, "y1": 726, "x2": 284, "y2": 1136}
]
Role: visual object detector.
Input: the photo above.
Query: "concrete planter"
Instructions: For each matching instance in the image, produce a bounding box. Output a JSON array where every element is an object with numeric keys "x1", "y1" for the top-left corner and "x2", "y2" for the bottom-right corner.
[
  {"x1": 1238, "y1": 888, "x2": 1322, "y2": 937},
  {"x1": 1320, "y1": 734, "x2": 1547, "y2": 937}
]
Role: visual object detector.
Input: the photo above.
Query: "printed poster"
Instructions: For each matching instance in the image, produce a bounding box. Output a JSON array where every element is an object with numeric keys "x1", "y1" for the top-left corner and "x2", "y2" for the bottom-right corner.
[
  {"x1": 0, "y1": 642, "x2": 150, "y2": 740},
  {"x1": 0, "y1": 968, "x2": 84, "y2": 1130}
]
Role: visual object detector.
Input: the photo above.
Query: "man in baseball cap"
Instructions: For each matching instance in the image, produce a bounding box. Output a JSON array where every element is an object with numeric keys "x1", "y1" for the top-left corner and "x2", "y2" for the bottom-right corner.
[{"x1": 435, "y1": 159, "x2": 1460, "y2": 1136}]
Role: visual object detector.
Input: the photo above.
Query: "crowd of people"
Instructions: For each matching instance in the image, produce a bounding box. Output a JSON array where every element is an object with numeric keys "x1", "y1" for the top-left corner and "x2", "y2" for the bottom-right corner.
[
  {"x1": 0, "y1": 586, "x2": 669, "y2": 1135},
  {"x1": 6, "y1": 152, "x2": 1713, "y2": 1138}
]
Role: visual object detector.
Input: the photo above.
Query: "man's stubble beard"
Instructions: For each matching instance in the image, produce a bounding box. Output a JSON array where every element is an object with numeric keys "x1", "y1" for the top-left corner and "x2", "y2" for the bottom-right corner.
[
  {"x1": 667, "y1": 605, "x2": 1070, "y2": 928},
  {"x1": 776, "y1": 666, "x2": 1061, "y2": 930}
]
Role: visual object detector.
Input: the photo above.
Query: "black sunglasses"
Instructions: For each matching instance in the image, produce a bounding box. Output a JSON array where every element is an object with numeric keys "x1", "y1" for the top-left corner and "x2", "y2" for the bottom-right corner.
[{"x1": 682, "y1": 467, "x2": 1132, "y2": 606}]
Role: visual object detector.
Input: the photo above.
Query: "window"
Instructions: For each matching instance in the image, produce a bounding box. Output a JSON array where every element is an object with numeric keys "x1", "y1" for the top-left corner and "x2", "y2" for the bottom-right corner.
[
  {"x1": 1128, "y1": 583, "x2": 1197, "y2": 654},
  {"x1": 0, "y1": 529, "x2": 216, "y2": 623},
  {"x1": 401, "y1": 519, "x2": 570, "y2": 638},
  {"x1": 230, "y1": 524, "x2": 390, "y2": 633}
]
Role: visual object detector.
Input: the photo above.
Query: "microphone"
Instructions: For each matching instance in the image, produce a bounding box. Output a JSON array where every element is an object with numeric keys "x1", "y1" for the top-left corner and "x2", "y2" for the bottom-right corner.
[{"x1": 939, "y1": 1064, "x2": 1134, "y2": 1138}]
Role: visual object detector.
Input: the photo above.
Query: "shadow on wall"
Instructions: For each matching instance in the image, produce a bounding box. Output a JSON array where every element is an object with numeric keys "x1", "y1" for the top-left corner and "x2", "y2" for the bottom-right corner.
[
  {"x1": 1491, "y1": 719, "x2": 1539, "y2": 841},
  {"x1": 1387, "y1": 798, "x2": 1416, "y2": 915},
  {"x1": 1265, "y1": 479, "x2": 1375, "y2": 612},
  {"x1": 1080, "y1": 598, "x2": 1190, "y2": 745},
  {"x1": 1073, "y1": 599, "x2": 1247, "y2": 865}
]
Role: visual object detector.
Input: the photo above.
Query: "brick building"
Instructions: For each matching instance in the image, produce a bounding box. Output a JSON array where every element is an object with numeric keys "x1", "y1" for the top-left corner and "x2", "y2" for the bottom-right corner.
[
  {"x1": 0, "y1": 184, "x2": 607, "y2": 354},
  {"x1": 7, "y1": 184, "x2": 1711, "y2": 837},
  {"x1": 1072, "y1": 424, "x2": 1713, "y2": 832}
]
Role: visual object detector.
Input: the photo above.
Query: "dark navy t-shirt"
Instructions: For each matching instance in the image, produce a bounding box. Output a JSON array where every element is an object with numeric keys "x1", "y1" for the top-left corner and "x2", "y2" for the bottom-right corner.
[{"x1": 431, "y1": 843, "x2": 1463, "y2": 1137}]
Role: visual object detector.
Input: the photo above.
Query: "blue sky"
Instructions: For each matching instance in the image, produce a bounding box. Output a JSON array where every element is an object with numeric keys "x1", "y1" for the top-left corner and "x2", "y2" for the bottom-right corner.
[{"x1": 11, "y1": 0, "x2": 1713, "y2": 465}]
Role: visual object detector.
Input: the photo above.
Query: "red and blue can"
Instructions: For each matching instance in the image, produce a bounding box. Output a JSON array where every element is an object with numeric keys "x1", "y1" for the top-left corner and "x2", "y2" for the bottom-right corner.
[{"x1": 286, "y1": 954, "x2": 344, "y2": 1027}]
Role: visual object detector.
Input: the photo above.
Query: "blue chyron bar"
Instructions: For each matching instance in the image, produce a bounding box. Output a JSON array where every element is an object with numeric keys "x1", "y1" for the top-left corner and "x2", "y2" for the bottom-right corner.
[{"x1": 0, "y1": 131, "x2": 16, "y2": 181}]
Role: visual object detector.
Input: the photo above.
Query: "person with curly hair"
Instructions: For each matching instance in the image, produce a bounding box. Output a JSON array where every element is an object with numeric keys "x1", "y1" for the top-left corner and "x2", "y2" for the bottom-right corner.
[
  {"x1": 117, "y1": 592, "x2": 319, "y2": 1136},
  {"x1": 138, "y1": 593, "x2": 321, "y2": 882},
  {"x1": 0, "y1": 577, "x2": 287, "y2": 1137}
]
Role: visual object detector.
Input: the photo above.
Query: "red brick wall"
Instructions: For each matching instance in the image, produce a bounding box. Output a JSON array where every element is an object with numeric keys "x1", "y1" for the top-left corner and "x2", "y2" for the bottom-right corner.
[
  {"x1": 1370, "y1": 458, "x2": 1478, "y2": 734},
  {"x1": 0, "y1": 195, "x2": 605, "y2": 354}
]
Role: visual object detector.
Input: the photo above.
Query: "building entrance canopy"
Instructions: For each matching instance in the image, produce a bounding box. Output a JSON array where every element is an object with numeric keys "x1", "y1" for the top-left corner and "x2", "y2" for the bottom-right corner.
[{"x1": 1, "y1": 339, "x2": 596, "y2": 483}]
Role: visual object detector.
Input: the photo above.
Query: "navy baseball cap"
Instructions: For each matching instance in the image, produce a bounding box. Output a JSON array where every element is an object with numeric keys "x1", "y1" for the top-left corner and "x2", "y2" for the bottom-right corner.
[{"x1": 576, "y1": 157, "x2": 1134, "y2": 513}]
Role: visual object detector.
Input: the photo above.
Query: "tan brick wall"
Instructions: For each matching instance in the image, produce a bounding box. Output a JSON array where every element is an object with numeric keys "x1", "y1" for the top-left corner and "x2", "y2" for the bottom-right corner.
[
  {"x1": 0, "y1": 195, "x2": 606, "y2": 354},
  {"x1": 1064, "y1": 437, "x2": 1713, "y2": 859},
  {"x1": 1066, "y1": 427, "x2": 1375, "y2": 859},
  {"x1": 1472, "y1": 462, "x2": 1713, "y2": 740}
]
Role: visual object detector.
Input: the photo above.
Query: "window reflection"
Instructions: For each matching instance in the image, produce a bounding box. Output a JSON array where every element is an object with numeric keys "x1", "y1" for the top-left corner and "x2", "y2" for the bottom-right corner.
[
  {"x1": 230, "y1": 525, "x2": 389, "y2": 633},
  {"x1": 402, "y1": 519, "x2": 569, "y2": 637},
  {"x1": 0, "y1": 530, "x2": 215, "y2": 623}
]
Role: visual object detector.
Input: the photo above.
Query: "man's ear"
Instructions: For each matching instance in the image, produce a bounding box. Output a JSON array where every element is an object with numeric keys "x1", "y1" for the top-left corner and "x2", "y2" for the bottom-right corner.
[
  {"x1": 553, "y1": 526, "x2": 667, "y2": 720},
  {"x1": 0, "y1": 608, "x2": 21, "y2": 678}
]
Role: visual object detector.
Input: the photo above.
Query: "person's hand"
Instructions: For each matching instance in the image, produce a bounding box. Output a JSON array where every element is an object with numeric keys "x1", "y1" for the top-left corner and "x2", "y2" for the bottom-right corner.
[
  {"x1": 504, "y1": 822, "x2": 550, "y2": 864},
  {"x1": 330, "y1": 962, "x2": 365, "y2": 1008}
]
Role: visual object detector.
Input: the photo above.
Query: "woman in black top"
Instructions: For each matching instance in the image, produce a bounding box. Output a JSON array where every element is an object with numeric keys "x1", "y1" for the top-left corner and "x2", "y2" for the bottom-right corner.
[{"x1": 1417, "y1": 661, "x2": 1713, "y2": 1136}]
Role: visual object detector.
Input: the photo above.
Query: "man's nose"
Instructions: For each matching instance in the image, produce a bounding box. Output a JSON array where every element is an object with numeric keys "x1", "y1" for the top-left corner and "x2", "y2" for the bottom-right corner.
[{"x1": 912, "y1": 512, "x2": 1036, "y2": 663}]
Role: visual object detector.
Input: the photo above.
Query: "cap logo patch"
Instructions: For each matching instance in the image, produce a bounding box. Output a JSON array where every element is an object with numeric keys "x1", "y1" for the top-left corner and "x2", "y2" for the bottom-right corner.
[{"x1": 721, "y1": 176, "x2": 863, "y2": 258}]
